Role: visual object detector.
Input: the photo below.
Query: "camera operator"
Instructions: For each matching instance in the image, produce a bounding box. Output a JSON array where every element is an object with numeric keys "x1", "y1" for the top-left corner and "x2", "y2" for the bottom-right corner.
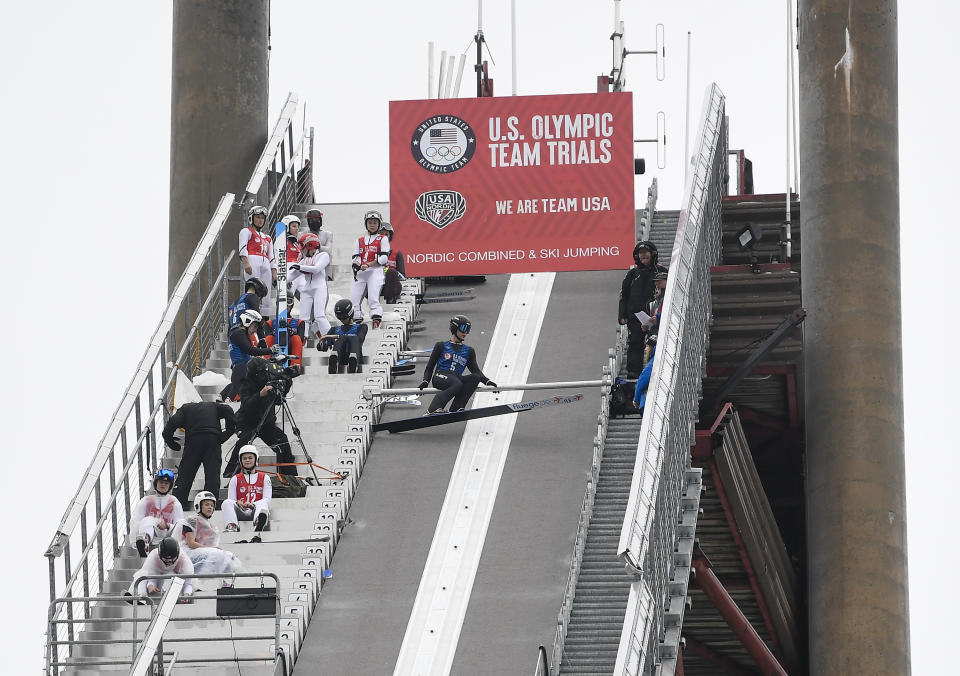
[{"x1": 222, "y1": 356, "x2": 300, "y2": 477}]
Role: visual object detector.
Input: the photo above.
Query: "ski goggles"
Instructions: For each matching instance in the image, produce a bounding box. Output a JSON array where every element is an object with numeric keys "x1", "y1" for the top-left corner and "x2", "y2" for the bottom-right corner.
[
  {"x1": 456, "y1": 323, "x2": 471, "y2": 333},
  {"x1": 155, "y1": 469, "x2": 176, "y2": 482},
  {"x1": 160, "y1": 555, "x2": 178, "y2": 566}
]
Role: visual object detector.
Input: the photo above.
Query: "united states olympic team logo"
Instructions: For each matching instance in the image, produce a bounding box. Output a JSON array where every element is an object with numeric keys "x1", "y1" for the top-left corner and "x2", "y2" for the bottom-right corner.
[
  {"x1": 411, "y1": 115, "x2": 476, "y2": 173},
  {"x1": 415, "y1": 190, "x2": 467, "y2": 230}
]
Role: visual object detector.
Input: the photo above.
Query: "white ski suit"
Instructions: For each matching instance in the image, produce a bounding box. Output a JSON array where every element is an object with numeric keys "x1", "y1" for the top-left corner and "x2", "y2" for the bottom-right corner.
[
  {"x1": 289, "y1": 251, "x2": 332, "y2": 335},
  {"x1": 350, "y1": 233, "x2": 390, "y2": 320},
  {"x1": 171, "y1": 515, "x2": 241, "y2": 583},
  {"x1": 221, "y1": 471, "x2": 273, "y2": 528},
  {"x1": 128, "y1": 549, "x2": 195, "y2": 597},
  {"x1": 129, "y1": 494, "x2": 184, "y2": 545}
]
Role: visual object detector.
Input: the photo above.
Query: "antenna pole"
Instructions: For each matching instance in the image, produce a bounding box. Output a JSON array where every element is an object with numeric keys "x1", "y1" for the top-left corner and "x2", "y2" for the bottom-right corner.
[{"x1": 511, "y1": 0, "x2": 518, "y2": 95}]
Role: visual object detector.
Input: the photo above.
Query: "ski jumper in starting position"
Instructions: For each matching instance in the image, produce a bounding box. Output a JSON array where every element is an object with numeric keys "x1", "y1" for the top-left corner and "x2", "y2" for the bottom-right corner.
[
  {"x1": 419, "y1": 315, "x2": 498, "y2": 414},
  {"x1": 170, "y1": 491, "x2": 241, "y2": 586},
  {"x1": 239, "y1": 205, "x2": 276, "y2": 312},
  {"x1": 127, "y1": 537, "x2": 195, "y2": 600},
  {"x1": 289, "y1": 232, "x2": 332, "y2": 338},
  {"x1": 350, "y1": 210, "x2": 390, "y2": 328},
  {"x1": 318, "y1": 299, "x2": 368, "y2": 374},
  {"x1": 221, "y1": 446, "x2": 272, "y2": 536},
  {"x1": 130, "y1": 469, "x2": 184, "y2": 557}
]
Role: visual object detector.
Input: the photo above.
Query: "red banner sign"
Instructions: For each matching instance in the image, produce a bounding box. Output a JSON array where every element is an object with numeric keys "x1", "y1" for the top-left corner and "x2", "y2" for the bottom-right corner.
[{"x1": 389, "y1": 92, "x2": 635, "y2": 275}]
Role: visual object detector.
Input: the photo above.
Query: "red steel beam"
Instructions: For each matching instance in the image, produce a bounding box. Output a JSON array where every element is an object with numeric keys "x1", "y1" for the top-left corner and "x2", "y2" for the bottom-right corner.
[
  {"x1": 692, "y1": 556, "x2": 788, "y2": 676},
  {"x1": 682, "y1": 636, "x2": 752, "y2": 676},
  {"x1": 676, "y1": 645, "x2": 685, "y2": 676},
  {"x1": 707, "y1": 460, "x2": 783, "y2": 661}
]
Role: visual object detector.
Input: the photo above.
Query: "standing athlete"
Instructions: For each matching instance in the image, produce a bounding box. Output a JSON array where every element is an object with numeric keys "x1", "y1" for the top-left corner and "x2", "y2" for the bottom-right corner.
[
  {"x1": 239, "y1": 205, "x2": 277, "y2": 308},
  {"x1": 350, "y1": 210, "x2": 390, "y2": 328},
  {"x1": 418, "y1": 315, "x2": 497, "y2": 414}
]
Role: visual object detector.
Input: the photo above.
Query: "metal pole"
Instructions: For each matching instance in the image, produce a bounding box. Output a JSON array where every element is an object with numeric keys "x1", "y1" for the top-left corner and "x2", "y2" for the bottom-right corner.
[
  {"x1": 511, "y1": 0, "x2": 518, "y2": 95},
  {"x1": 691, "y1": 558, "x2": 788, "y2": 676},
  {"x1": 364, "y1": 379, "x2": 608, "y2": 399},
  {"x1": 799, "y1": 1, "x2": 908, "y2": 673},
  {"x1": 438, "y1": 49, "x2": 448, "y2": 98},
  {"x1": 453, "y1": 53, "x2": 467, "y2": 97},
  {"x1": 444, "y1": 54, "x2": 456, "y2": 99}
]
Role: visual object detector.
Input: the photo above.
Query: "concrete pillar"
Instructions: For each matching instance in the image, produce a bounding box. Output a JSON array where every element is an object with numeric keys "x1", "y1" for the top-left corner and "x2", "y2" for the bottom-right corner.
[
  {"x1": 169, "y1": 0, "x2": 269, "y2": 291},
  {"x1": 799, "y1": 1, "x2": 909, "y2": 674}
]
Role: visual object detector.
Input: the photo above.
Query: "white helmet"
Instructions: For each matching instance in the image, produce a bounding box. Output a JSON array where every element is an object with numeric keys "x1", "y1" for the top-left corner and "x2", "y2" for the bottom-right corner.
[
  {"x1": 281, "y1": 214, "x2": 301, "y2": 227},
  {"x1": 239, "y1": 445, "x2": 259, "y2": 465},
  {"x1": 193, "y1": 490, "x2": 217, "y2": 513},
  {"x1": 239, "y1": 309, "x2": 263, "y2": 328},
  {"x1": 249, "y1": 206, "x2": 268, "y2": 225}
]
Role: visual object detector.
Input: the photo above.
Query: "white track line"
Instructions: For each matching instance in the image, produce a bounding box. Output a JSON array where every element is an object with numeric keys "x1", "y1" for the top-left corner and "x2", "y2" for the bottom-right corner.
[{"x1": 393, "y1": 272, "x2": 556, "y2": 676}]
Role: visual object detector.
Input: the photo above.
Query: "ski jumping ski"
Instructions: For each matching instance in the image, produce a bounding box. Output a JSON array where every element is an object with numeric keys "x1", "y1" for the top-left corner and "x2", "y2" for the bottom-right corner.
[
  {"x1": 417, "y1": 288, "x2": 476, "y2": 304},
  {"x1": 274, "y1": 218, "x2": 289, "y2": 362},
  {"x1": 372, "y1": 393, "x2": 583, "y2": 434}
]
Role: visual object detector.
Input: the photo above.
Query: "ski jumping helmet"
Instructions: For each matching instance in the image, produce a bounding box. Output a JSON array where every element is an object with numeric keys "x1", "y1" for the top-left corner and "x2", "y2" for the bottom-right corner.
[
  {"x1": 239, "y1": 445, "x2": 259, "y2": 467},
  {"x1": 363, "y1": 210, "x2": 383, "y2": 230},
  {"x1": 450, "y1": 315, "x2": 472, "y2": 335},
  {"x1": 306, "y1": 209, "x2": 323, "y2": 231},
  {"x1": 239, "y1": 309, "x2": 263, "y2": 328},
  {"x1": 154, "y1": 468, "x2": 175, "y2": 493},
  {"x1": 245, "y1": 277, "x2": 268, "y2": 299},
  {"x1": 334, "y1": 299, "x2": 354, "y2": 322},
  {"x1": 158, "y1": 537, "x2": 180, "y2": 565},
  {"x1": 249, "y1": 206, "x2": 268, "y2": 227},
  {"x1": 193, "y1": 490, "x2": 217, "y2": 514},
  {"x1": 379, "y1": 222, "x2": 394, "y2": 239},
  {"x1": 298, "y1": 232, "x2": 320, "y2": 252}
]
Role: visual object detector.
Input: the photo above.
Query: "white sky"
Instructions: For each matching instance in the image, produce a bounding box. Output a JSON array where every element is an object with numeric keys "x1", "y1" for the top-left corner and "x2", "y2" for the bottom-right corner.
[{"x1": 5, "y1": 1, "x2": 958, "y2": 671}]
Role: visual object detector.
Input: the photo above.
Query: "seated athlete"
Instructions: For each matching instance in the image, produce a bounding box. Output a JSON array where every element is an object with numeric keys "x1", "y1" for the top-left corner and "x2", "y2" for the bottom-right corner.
[
  {"x1": 221, "y1": 446, "x2": 272, "y2": 540},
  {"x1": 170, "y1": 491, "x2": 241, "y2": 587},
  {"x1": 130, "y1": 469, "x2": 184, "y2": 557},
  {"x1": 263, "y1": 294, "x2": 306, "y2": 372},
  {"x1": 418, "y1": 315, "x2": 497, "y2": 414},
  {"x1": 126, "y1": 537, "x2": 194, "y2": 602},
  {"x1": 317, "y1": 299, "x2": 368, "y2": 374}
]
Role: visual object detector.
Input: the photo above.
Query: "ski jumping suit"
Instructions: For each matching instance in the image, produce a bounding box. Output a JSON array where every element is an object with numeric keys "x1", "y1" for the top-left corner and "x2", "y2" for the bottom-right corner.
[
  {"x1": 220, "y1": 327, "x2": 272, "y2": 402},
  {"x1": 422, "y1": 340, "x2": 492, "y2": 413},
  {"x1": 222, "y1": 470, "x2": 273, "y2": 528},
  {"x1": 350, "y1": 233, "x2": 390, "y2": 320},
  {"x1": 289, "y1": 251, "x2": 332, "y2": 336},
  {"x1": 162, "y1": 402, "x2": 236, "y2": 508},
  {"x1": 129, "y1": 494, "x2": 184, "y2": 545},
  {"x1": 171, "y1": 515, "x2": 240, "y2": 582},
  {"x1": 263, "y1": 317, "x2": 306, "y2": 371},
  {"x1": 227, "y1": 292, "x2": 262, "y2": 329},
  {"x1": 128, "y1": 550, "x2": 195, "y2": 597},
  {"x1": 633, "y1": 346, "x2": 656, "y2": 412},
  {"x1": 239, "y1": 226, "x2": 274, "y2": 308},
  {"x1": 323, "y1": 322, "x2": 368, "y2": 370}
]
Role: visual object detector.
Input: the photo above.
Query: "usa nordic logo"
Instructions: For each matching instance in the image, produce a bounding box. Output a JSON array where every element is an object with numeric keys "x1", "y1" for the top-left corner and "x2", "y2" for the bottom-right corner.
[
  {"x1": 411, "y1": 115, "x2": 477, "y2": 173},
  {"x1": 415, "y1": 190, "x2": 467, "y2": 230}
]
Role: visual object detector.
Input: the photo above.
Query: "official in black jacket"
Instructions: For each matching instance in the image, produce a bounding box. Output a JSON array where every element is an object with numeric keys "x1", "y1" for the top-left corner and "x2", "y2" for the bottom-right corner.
[
  {"x1": 222, "y1": 358, "x2": 299, "y2": 477},
  {"x1": 163, "y1": 401, "x2": 236, "y2": 509},
  {"x1": 618, "y1": 241, "x2": 667, "y2": 377}
]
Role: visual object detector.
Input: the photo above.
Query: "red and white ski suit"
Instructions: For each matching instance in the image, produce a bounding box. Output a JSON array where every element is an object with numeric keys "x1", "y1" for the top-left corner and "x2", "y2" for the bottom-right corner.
[
  {"x1": 128, "y1": 550, "x2": 195, "y2": 596},
  {"x1": 222, "y1": 471, "x2": 272, "y2": 527},
  {"x1": 289, "y1": 251, "x2": 332, "y2": 335},
  {"x1": 239, "y1": 227, "x2": 274, "y2": 307},
  {"x1": 350, "y1": 233, "x2": 390, "y2": 320},
  {"x1": 129, "y1": 494, "x2": 184, "y2": 545}
]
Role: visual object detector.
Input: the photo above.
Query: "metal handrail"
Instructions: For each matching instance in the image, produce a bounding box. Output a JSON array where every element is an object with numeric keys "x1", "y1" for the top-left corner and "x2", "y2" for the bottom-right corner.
[
  {"x1": 614, "y1": 83, "x2": 727, "y2": 675},
  {"x1": 639, "y1": 177, "x2": 659, "y2": 241},
  {"x1": 242, "y1": 92, "x2": 300, "y2": 205}
]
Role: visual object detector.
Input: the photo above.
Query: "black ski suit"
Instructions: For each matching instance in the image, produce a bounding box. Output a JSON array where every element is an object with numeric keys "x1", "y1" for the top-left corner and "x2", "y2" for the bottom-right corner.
[
  {"x1": 618, "y1": 241, "x2": 667, "y2": 376},
  {"x1": 162, "y1": 402, "x2": 236, "y2": 509},
  {"x1": 421, "y1": 339, "x2": 492, "y2": 413}
]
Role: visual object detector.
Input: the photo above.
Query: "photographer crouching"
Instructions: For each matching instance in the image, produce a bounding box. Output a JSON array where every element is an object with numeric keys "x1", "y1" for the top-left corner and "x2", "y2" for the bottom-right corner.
[{"x1": 222, "y1": 356, "x2": 301, "y2": 477}]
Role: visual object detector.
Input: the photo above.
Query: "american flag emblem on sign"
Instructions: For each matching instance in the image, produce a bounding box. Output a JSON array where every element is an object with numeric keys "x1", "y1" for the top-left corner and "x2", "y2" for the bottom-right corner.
[{"x1": 429, "y1": 127, "x2": 458, "y2": 144}]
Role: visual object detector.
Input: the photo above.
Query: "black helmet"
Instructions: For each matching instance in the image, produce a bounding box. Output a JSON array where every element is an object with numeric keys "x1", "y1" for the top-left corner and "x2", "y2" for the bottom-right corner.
[
  {"x1": 153, "y1": 468, "x2": 175, "y2": 493},
  {"x1": 158, "y1": 537, "x2": 180, "y2": 564},
  {"x1": 450, "y1": 315, "x2": 471, "y2": 335},
  {"x1": 246, "y1": 357, "x2": 268, "y2": 381},
  {"x1": 306, "y1": 209, "x2": 323, "y2": 231},
  {"x1": 245, "y1": 277, "x2": 268, "y2": 299},
  {"x1": 632, "y1": 240, "x2": 658, "y2": 266},
  {"x1": 334, "y1": 299, "x2": 354, "y2": 322}
]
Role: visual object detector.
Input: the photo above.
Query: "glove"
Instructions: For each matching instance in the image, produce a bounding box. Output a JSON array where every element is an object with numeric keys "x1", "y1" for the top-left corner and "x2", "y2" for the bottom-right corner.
[
  {"x1": 486, "y1": 380, "x2": 498, "y2": 389},
  {"x1": 167, "y1": 441, "x2": 182, "y2": 452},
  {"x1": 270, "y1": 344, "x2": 281, "y2": 354},
  {"x1": 272, "y1": 278, "x2": 277, "y2": 288},
  {"x1": 418, "y1": 380, "x2": 429, "y2": 391},
  {"x1": 289, "y1": 264, "x2": 301, "y2": 271}
]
